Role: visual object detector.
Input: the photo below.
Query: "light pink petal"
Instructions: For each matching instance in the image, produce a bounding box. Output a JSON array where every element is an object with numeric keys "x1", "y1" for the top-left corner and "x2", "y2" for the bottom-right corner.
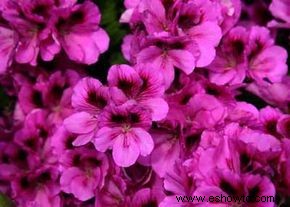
[
  {"x1": 112, "y1": 133, "x2": 140, "y2": 167},
  {"x1": 94, "y1": 29, "x2": 110, "y2": 53},
  {"x1": 40, "y1": 36, "x2": 61, "y2": 61},
  {"x1": 239, "y1": 131, "x2": 281, "y2": 152},
  {"x1": 209, "y1": 68, "x2": 246, "y2": 85},
  {"x1": 152, "y1": 56, "x2": 175, "y2": 88},
  {"x1": 121, "y1": 34, "x2": 133, "y2": 61},
  {"x1": 61, "y1": 29, "x2": 109, "y2": 64},
  {"x1": 150, "y1": 137, "x2": 180, "y2": 177},
  {"x1": 141, "y1": 98, "x2": 168, "y2": 121},
  {"x1": 124, "y1": 0, "x2": 140, "y2": 8},
  {"x1": 142, "y1": 0, "x2": 167, "y2": 34},
  {"x1": 189, "y1": 22, "x2": 222, "y2": 67},
  {"x1": 15, "y1": 35, "x2": 38, "y2": 66},
  {"x1": 142, "y1": 0, "x2": 166, "y2": 22},
  {"x1": 60, "y1": 167, "x2": 83, "y2": 193},
  {"x1": 269, "y1": 0, "x2": 290, "y2": 23},
  {"x1": 120, "y1": 8, "x2": 134, "y2": 23},
  {"x1": 93, "y1": 127, "x2": 118, "y2": 152},
  {"x1": 168, "y1": 49, "x2": 195, "y2": 74},
  {"x1": 71, "y1": 176, "x2": 95, "y2": 201},
  {"x1": 133, "y1": 128, "x2": 154, "y2": 156},
  {"x1": 63, "y1": 112, "x2": 97, "y2": 134},
  {"x1": 73, "y1": 131, "x2": 95, "y2": 146}
]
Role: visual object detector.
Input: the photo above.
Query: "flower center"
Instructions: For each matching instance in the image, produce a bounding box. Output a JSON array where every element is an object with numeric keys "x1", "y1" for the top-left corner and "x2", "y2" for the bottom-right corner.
[{"x1": 122, "y1": 124, "x2": 131, "y2": 133}]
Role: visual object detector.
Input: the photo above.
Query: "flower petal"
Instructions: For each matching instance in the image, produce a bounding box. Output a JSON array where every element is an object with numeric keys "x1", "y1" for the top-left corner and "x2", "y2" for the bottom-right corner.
[
  {"x1": 168, "y1": 49, "x2": 195, "y2": 74},
  {"x1": 112, "y1": 133, "x2": 140, "y2": 167},
  {"x1": 93, "y1": 127, "x2": 119, "y2": 152},
  {"x1": 141, "y1": 98, "x2": 169, "y2": 121},
  {"x1": 63, "y1": 112, "x2": 97, "y2": 134},
  {"x1": 133, "y1": 128, "x2": 154, "y2": 156},
  {"x1": 73, "y1": 131, "x2": 95, "y2": 146}
]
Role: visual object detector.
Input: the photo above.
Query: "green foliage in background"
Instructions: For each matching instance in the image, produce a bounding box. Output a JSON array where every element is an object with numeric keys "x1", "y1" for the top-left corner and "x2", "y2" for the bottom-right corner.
[
  {"x1": 98, "y1": 0, "x2": 128, "y2": 63},
  {"x1": 0, "y1": 193, "x2": 14, "y2": 207}
]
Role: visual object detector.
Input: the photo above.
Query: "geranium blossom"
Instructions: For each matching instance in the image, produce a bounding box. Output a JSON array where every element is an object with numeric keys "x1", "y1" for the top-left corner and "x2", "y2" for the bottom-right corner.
[{"x1": 94, "y1": 103, "x2": 154, "y2": 167}]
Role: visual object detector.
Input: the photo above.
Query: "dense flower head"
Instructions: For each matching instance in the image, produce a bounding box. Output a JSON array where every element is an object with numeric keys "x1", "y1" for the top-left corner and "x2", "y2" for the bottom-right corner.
[
  {"x1": 0, "y1": 0, "x2": 109, "y2": 74},
  {"x1": 121, "y1": 0, "x2": 223, "y2": 87},
  {"x1": 0, "y1": 0, "x2": 289, "y2": 206},
  {"x1": 208, "y1": 25, "x2": 288, "y2": 85}
]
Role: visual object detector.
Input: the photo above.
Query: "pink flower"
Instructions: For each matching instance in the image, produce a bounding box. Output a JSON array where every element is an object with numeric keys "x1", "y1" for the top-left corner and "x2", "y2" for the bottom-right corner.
[
  {"x1": 136, "y1": 36, "x2": 197, "y2": 87},
  {"x1": 64, "y1": 77, "x2": 112, "y2": 146},
  {"x1": 2, "y1": 0, "x2": 61, "y2": 65},
  {"x1": 174, "y1": 0, "x2": 222, "y2": 67},
  {"x1": 72, "y1": 77, "x2": 114, "y2": 113},
  {"x1": 93, "y1": 103, "x2": 154, "y2": 167},
  {"x1": 54, "y1": 1, "x2": 109, "y2": 64},
  {"x1": 0, "y1": 142, "x2": 37, "y2": 174},
  {"x1": 50, "y1": 126, "x2": 77, "y2": 157},
  {"x1": 208, "y1": 26, "x2": 248, "y2": 85},
  {"x1": 121, "y1": 0, "x2": 223, "y2": 87},
  {"x1": 247, "y1": 26, "x2": 288, "y2": 83},
  {"x1": 0, "y1": 0, "x2": 109, "y2": 68},
  {"x1": 14, "y1": 110, "x2": 51, "y2": 154},
  {"x1": 11, "y1": 166, "x2": 60, "y2": 207},
  {"x1": 107, "y1": 64, "x2": 169, "y2": 121},
  {"x1": 238, "y1": 128, "x2": 281, "y2": 156},
  {"x1": 209, "y1": 26, "x2": 288, "y2": 85},
  {"x1": 59, "y1": 147, "x2": 109, "y2": 201},
  {"x1": 42, "y1": 70, "x2": 80, "y2": 108},
  {"x1": 18, "y1": 83, "x2": 45, "y2": 114},
  {"x1": 18, "y1": 70, "x2": 80, "y2": 125},
  {"x1": 229, "y1": 133, "x2": 281, "y2": 174}
]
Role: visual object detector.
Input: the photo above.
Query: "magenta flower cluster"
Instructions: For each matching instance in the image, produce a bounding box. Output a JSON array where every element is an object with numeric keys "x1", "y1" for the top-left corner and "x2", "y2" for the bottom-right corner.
[{"x1": 0, "y1": 0, "x2": 289, "y2": 206}]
